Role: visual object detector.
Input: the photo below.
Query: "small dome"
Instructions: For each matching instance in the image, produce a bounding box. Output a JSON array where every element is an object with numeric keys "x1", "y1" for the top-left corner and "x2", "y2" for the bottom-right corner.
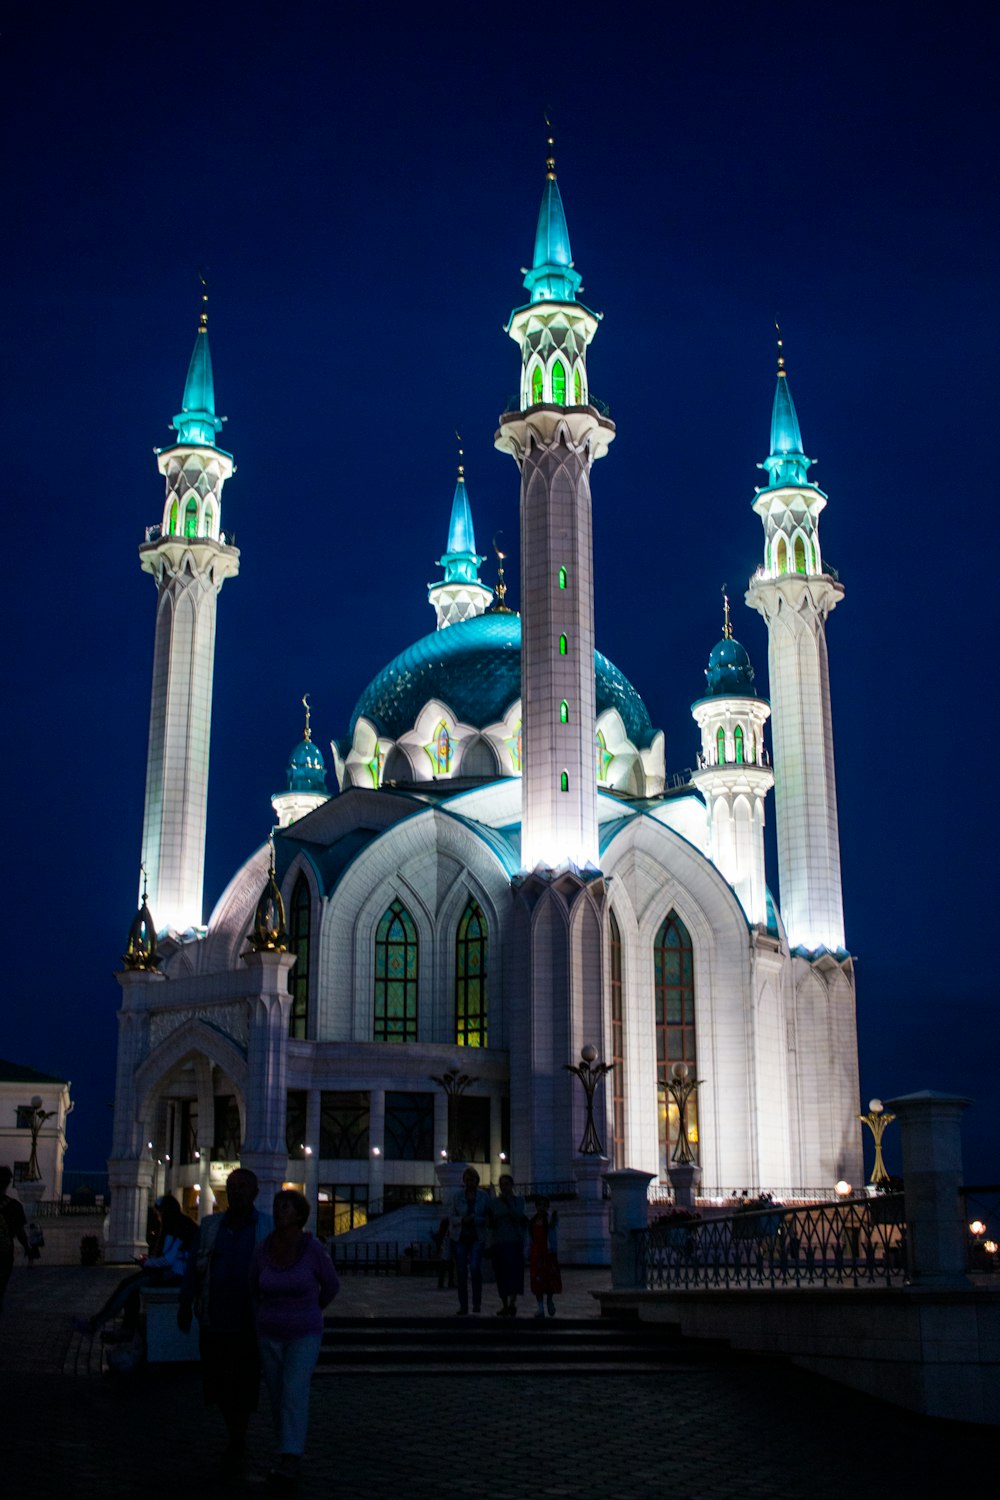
[
  {"x1": 286, "y1": 737, "x2": 328, "y2": 795},
  {"x1": 704, "y1": 637, "x2": 756, "y2": 698}
]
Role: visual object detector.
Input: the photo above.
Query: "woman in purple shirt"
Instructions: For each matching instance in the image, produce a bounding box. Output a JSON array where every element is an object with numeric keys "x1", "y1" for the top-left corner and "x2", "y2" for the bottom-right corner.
[{"x1": 249, "y1": 1189, "x2": 339, "y2": 1487}]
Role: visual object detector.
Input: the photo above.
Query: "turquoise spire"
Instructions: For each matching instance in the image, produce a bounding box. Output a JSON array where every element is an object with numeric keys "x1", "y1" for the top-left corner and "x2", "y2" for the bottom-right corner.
[
  {"x1": 171, "y1": 286, "x2": 223, "y2": 447},
  {"x1": 436, "y1": 451, "x2": 486, "y2": 586},
  {"x1": 762, "y1": 330, "x2": 813, "y2": 487},
  {"x1": 521, "y1": 130, "x2": 582, "y2": 305}
]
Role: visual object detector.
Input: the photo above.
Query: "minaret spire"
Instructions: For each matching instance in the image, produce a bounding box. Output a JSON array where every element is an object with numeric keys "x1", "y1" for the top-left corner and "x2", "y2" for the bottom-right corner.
[
  {"x1": 427, "y1": 441, "x2": 492, "y2": 628},
  {"x1": 138, "y1": 288, "x2": 239, "y2": 932},
  {"x1": 747, "y1": 344, "x2": 845, "y2": 951}
]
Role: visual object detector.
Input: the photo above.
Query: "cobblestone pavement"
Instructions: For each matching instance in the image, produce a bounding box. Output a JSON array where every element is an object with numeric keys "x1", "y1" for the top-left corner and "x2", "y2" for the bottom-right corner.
[{"x1": 1, "y1": 1264, "x2": 993, "y2": 1500}]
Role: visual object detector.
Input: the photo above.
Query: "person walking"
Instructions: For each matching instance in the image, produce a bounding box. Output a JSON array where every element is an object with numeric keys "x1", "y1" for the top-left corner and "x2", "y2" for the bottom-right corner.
[
  {"x1": 528, "y1": 1196, "x2": 562, "y2": 1319},
  {"x1": 178, "y1": 1168, "x2": 273, "y2": 1478},
  {"x1": 488, "y1": 1173, "x2": 527, "y2": 1317},
  {"x1": 0, "y1": 1166, "x2": 33, "y2": 1314},
  {"x1": 449, "y1": 1166, "x2": 490, "y2": 1316},
  {"x1": 250, "y1": 1189, "x2": 339, "y2": 1490}
]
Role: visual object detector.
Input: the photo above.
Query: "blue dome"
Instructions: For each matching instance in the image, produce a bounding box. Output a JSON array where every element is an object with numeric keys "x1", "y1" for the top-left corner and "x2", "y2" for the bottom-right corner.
[
  {"x1": 703, "y1": 637, "x2": 757, "y2": 698},
  {"x1": 349, "y1": 613, "x2": 655, "y2": 749},
  {"x1": 286, "y1": 737, "x2": 328, "y2": 794}
]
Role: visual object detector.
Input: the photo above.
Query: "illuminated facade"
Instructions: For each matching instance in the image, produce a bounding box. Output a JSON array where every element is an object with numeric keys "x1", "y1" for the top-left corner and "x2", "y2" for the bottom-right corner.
[{"x1": 107, "y1": 151, "x2": 861, "y2": 1260}]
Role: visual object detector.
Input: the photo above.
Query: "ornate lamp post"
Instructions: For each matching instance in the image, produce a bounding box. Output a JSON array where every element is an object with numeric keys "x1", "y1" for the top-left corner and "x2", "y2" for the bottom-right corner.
[
  {"x1": 429, "y1": 1064, "x2": 479, "y2": 1162},
  {"x1": 564, "y1": 1045, "x2": 613, "y2": 1156},
  {"x1": 858, "y1": 1098, "x2": 896, "y2": 1185},
  {"x1": 659, "y1": 1062, "x2": 702, "y2": 1166},
  {"x1": 24, "y1": 1095, "x2": 57, "y2": 1183}
]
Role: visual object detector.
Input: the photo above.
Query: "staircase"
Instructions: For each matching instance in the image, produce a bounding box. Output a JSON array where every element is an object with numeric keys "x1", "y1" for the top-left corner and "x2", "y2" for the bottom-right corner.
[{"x1": 316, "y1": 1315, "x2": 727, "y2": 1376}]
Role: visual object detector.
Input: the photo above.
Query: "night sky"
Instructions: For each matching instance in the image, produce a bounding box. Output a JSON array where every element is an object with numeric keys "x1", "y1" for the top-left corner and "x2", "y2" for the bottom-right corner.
[{"x1": 4, "y1": 4, "x2": 997, "y2": 1183}]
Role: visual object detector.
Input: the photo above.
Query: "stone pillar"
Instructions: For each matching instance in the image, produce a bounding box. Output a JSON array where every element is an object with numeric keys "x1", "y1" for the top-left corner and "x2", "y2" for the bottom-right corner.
[
  {"x1": 106, "y1": 1156, "x2": 155, "y2": 1261},
  {"x1": 304, "y1": 1089, "x2": 321, "y2": 1211},
  {"x1": 667, "y1": 1162, "x2": 702, "y2": 1211},
  {"x1": 603, "y1": 1168, "x2": 654, "y2": 1290},
  {"x1": 369, "y1": 1090, "x2": 386, "y2": 1208},
  {"x1": 885, "y1": 1089, "x2": 972, "y2": 1287},
  {"x1": 240, "y1": 951, "x2": 296, "y2": 1210},
  {"x1": 565, "y1": 1156, "x2": 610, "y2": 1265}
]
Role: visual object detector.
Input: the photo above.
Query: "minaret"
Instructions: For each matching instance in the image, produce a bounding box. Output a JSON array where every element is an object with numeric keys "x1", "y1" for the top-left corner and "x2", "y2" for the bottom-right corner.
[
  {"x1": 690, "y1": 594, "x2": 774, "y2": 924},
  {"x1": 272, "y1": 695, "x2": 330, "y2": 828},
  {"x1": 495, "y1": 132, "x2": 615, "y2": 870},
  {"x1": 427, "y1": 446, "x2": 492, "y2": 628},
  {"x1": 746, "y1": 335, "x2": 845, "y2": 950},
  {"x1": 138, "y1": 288, "x2": 239, "y2": 933}
]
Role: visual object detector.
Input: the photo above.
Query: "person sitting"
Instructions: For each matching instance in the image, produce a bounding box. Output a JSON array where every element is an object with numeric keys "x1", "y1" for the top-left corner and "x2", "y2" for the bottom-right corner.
[{"x1": 74, "y1": 1193, "x2": 195, "y2": 1340}]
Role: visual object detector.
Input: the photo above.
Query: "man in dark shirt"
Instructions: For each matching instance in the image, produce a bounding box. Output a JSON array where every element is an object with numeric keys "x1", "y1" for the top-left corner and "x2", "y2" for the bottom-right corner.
[
  {"x1": 0, "y1": 1166, "x2": 32, "y2": 1314},
  {"x1": 178, "y1": 1168, "x2": 273, "y2": 1476}
]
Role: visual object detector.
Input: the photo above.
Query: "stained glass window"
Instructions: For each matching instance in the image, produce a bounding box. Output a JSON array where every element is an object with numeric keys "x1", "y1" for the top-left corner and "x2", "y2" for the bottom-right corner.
[
  {"x1": 654, "y1": 912, "x2": 698, "y2": 1177},
  {"x1": 559, "y1": 634, "x2": 568, "y2": 656},
  {"x1": 184, "y1": 498, "x2": 198, "y2": 538},
  {"x1": 558, "y1": 566, "x2": 567, "y2": 589},
  {"x1": 169, "y1": 499, "x2": 178, "y2": 535},
  {"x1": 810, "y1": 539, "x2": 818, "y2": 573},
  {"x1": 716, "y1": 726, "x2": 726, "y2": 764},
  {"x1": 560, "y1": 700, "x2": 569, "y2": 724},
  {"x1": 425, "y1": 721, "x2": 453, "y2": 775},
  {"x1": 574, "y1": 366, "x2": 583, "y2": 404},
  {"x1": 552, "y1": 359, "x2": 566, "y2": 405},
  {"x1": 734, "y1": 725, "x2": 744, "y2": 764},
  {"x1": 456, "y1": 899, "x2": 488, "y2": 1048},
  {"x1": 560, "y1": 770, "x2": 569, "y2": 792},
  {"x1": 504, "y1": 720, "x2": 522, "y2": 773},
  {"x1": 203, "y1": 503, "x2": 214, "y2": 537},
  {"x1": 777, "y1": 537, "x2": 788, "y2": 575},
  {"x1": 288, "y1": 875, "x2": 311, "y2": 1039},
  {"x1": 374, "y1": 900, "x2": 418, "y2": 1042},
  {"x1": 596, "y1": 730, "x2": 613, "y2": 781},
  {"x1": 794, "y1": 536, "x2": 806, "y2": 574},
  {"x1": 531, "y1": 365, "x2": 543, "y2": 405}
]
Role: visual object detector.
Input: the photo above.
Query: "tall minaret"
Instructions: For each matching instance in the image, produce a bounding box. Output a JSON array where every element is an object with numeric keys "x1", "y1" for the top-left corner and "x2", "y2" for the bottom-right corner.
[
  {"x1": 690, "y1": 594, "x2": 774, "y2": 925},
  {"x1": 138, "y1": 288, "x2": 239, "y2": 933},
  {"x1": 495, "y1": 133, "x2": 615, "y2": 870},
  {"x1": 746, "y1": 335, "x2": 845, "y2": 950},
  {"x1": 427, "y1": 447, "x2": 493, "y2": 628}
]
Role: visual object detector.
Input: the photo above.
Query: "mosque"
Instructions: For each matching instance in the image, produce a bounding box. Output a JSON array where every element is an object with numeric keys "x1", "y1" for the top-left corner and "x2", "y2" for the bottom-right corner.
[{"x1": 106, "y1": 142, "x2": 862, "y2": 1259}]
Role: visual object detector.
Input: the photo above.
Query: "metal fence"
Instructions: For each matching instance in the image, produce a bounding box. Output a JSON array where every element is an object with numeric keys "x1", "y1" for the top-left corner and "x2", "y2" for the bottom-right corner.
[
  {"x1": 637, "y1": 1194, "x2": 907, "y2": 1291},
  {"x1": 961, "y1": 1183, "x2": 1000, "y2": 1275}
]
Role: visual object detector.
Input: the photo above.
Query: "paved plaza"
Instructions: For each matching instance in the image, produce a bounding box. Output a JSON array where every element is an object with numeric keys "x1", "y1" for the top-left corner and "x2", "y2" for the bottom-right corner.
[{"x1": 1, "y1": 1263, "x2": 993, "y2": 1499}]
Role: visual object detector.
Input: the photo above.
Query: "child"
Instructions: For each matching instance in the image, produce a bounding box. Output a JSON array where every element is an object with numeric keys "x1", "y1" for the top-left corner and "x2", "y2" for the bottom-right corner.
[{"x1": 528, "y1": 1196, "x2": 562, "y2": 1319}]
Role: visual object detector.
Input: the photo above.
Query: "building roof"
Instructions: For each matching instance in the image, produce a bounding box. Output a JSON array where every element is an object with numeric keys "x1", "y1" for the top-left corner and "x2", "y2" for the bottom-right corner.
[
  {"x1": 0, "y1": 1057, "x2": 68, "y2": 1086},
  {"x1": 348, "y1": 611, "x2": 656, "y2": 748}
]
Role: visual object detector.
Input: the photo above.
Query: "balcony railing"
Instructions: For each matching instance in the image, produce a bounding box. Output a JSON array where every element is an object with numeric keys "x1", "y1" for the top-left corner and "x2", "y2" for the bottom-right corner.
[{"x1": 502, "y1": 394, "x2": 611, "y2": 418}]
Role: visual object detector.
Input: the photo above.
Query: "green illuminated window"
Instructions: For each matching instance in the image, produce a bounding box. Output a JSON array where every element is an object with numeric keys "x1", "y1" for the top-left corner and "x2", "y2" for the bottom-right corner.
[
  {"x1": 750, "y1": 731, "x2": 757, "y2": 764},
  {"x1": 184, "y1": 498, "x2": 198, "y2": 538},
  {"x1": 531, "y1": 365, "x2": 543, "y2": 405},
  {"x1": 203, "y1": 503, "x2": 214, "y2": 537},
  {"x1": 169, "y1": 499, "x2": 178, "y2": 535},
  {"x1": 794, "y1": 536, "x2": 806, "y2": 575},
  {"x1": 654, "y1": 911, "x2": 698, "y2": 1177},
  {"x1": 559, "y1": 634, "x2": 568, "y2": 656},
  {"x1": 810, "y1": 540, "x2": 818, "y2": 572},
  {"x1": 560, "y1": 700, "x2": 569, "y2": 724},
  {"x1": 716, "y1": 726, "x2": 726, "y2": 764},
  {"x1": 374, "y1": 899, "x2": 418, "y2": 1043},
  {"x1": 288, "y1": 875, "x2": 311, "y2": 1039},
  {"x1": 777, "y1": 537, "x2": 788, "y2": 575},
  {"x1": 734, "y1": 724, "x2": 744, "y2": 764},
  {"x1": 558, "y1": 566, "x2": 567, "y2": 590},
  {"x1": 456, "y1": 899, "x2": 488, "y2": 1048},
  {"x1": 574, "y1": 366, "x2": 582, "y2": 404},
  {"x1": 552, "y1": 359, "x2": 566, "y2": 406},
  {"x1": 560, "y1": 770, "x2": 569, "y2": 792}
]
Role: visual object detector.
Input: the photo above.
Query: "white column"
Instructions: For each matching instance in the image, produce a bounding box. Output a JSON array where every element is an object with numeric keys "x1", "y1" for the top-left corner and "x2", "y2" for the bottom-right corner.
[{"x1": 239, "y1": 951, "x2": 296, "y2": 1207}]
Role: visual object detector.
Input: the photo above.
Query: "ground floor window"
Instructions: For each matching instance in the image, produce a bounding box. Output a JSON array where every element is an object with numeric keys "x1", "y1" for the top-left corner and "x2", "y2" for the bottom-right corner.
[
  {"x1": 385, "y1": 1091, "x2": 435, "y2": 1161},
  {"x1": 319, "y1": 1184, "x2": 368, "y2": 1238}
]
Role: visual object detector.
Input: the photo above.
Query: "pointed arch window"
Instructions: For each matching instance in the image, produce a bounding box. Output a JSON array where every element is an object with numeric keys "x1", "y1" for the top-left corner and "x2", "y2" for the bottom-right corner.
[
  {"x1": 169, "y1": 499, "x2": 179, "y2": 535},
  {"x1": 374, "y1": 900, "x2": 418, "y2": 1042},
  {"x1": 777, "y1": 537, "x2": 788, "y2": 575},
  {"x1": 810, "y1": 539, "x2": 818, "y2": 573},
  {"x1": 203, "y1": 503, "x2": 214, "y2": 537},
  {"x1": 609, "y1": 909, "x2": 625, "y2": 1169},
  {"x1": 716, "y1": 726, "x2": 726, "y2": 765},
  {"x1": 551, "y1": 359, "x2": 566, "y2": 406},
  {"x1": 425, "y1": 721, "x2": 453, "y2": 775},
  {"x1": 750, "y1": 730, "x2": 758, "y2": 765},
  {"x1": 654, "y1": 911, "x2": 698, "y2": 1177},
  {"x1": 559, "y1": 633, "x2": 568, "y2": 656},
  {"x1": 794, "y1": 536, "x2": 806, "y2": 575},
  {"x1": 734, "y1": 724, "x2": 744, "y2": 764},
  {"x1": 560, "y1": 700, "x2": 569, "y2": 724},
  {"x1": 573, "y1": 366, "x2": 583, "y2": 404},
  {"x1": 596, "y1": 729, "x2": 613, "y2": 781},
  {"x1": 456, "y1": 899, "x2": 488, "y2": 1048},
  {"x1": 531, "y1": 365, "x2": 543, "y2": 405},
  {"x1": 558, "y1": 566, "x2": 568, "y2": 590},
  {"x1": 288, "y1": 875, "x2": 311, "y2": 1039},
  {"x1": 560, "y1": 770, "x2": 569, "y2": 792},
  {"x1": 184, "y1": 498, "x2": 198, "y2": 538}
]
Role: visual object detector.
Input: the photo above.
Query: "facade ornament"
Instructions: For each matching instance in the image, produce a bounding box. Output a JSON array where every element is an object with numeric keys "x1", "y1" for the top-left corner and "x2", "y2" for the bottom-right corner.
[
  {"x1": 250, "y1": 836, "x2": 287, "y2": 952},
  {"x1": 122, "y1": 865, "x2": 159, "y2": 971},
  {"x1": 564, "y1": 1044, "x2": 613, "y2": 1156}
]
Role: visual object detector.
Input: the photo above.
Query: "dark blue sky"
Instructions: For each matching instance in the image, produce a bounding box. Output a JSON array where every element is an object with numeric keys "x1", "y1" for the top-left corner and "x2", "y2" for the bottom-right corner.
[{"x1": 3, "y1": 3, "x2": 997, "y2": 1182}]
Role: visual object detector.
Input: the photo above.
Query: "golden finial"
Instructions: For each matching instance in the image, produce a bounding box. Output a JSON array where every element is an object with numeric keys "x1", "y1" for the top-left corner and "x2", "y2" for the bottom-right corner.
[
  {"x1": 492, "y1": 532, "x2": 510, "y2": 611},
  {"x1": 544, "y1": 112, "x2": 556, "y2": 180},
  {"x1": 455, "y1": 430, "x2": 464, "y2": 481},
  {"x1": 722, "y1": 584, "x2": 732, "y2": 640},
  {"x1": 199, "y1": 270, "x2": 209, "y2": 333},
  {"x1": 123, "y1": 864, "x2": 159, "y2": 971},
  {"x1": 250, "y1": 831, "x2": 287, "y2": 953},
  {"x1": 302, "y1": 692, "x2": 312, "y2": 742},
  {"x1": 775, "y1": 319, "x2": 785, "y2": 378}
]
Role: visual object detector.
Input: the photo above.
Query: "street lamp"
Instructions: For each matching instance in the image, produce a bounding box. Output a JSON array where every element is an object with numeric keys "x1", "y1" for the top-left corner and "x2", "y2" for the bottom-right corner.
[
  {"x1": 658, "y1": 1063, "x2": 702, "y2": 1166},
  {"x1": 563, "y1": 1045, "x2": 613, "y2": 1156},
  {"x1": 429, "y1": 1064, "x2": 479, "y2": 1162},
  {"x1": 24, "y1": 1096, "x2": 57, "y2": 1183},
  {"x1": 858, "y1": 1098, "x2": 896, "y2": 1185}
]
